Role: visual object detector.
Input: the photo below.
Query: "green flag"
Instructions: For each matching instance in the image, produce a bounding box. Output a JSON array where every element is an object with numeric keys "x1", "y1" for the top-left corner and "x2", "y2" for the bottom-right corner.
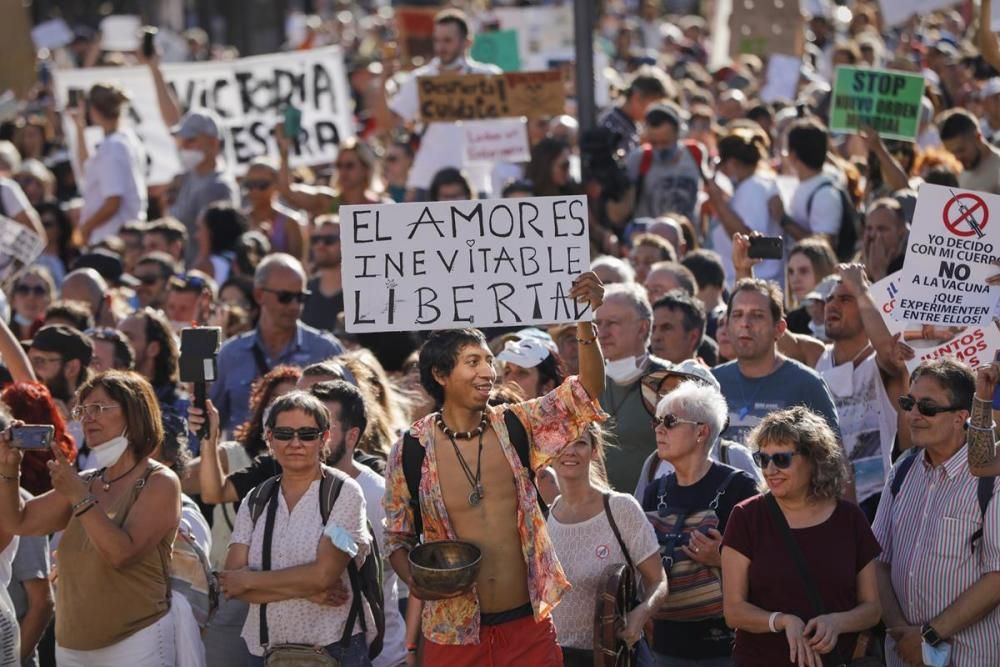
[{"x1": 471, "y1": 30, "x2": 521, "y2": 72}]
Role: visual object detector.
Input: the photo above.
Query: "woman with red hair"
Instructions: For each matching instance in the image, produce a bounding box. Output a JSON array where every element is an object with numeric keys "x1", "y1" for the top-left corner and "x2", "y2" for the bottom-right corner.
[{"x1": 0, "y1": 382, "x2": 76, "y2": 495}]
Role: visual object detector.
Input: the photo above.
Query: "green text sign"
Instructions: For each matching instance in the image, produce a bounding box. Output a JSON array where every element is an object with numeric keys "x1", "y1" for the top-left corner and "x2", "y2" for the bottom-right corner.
[{"x1": 830, "y1": 66, "x2": 925, "y2": 141}]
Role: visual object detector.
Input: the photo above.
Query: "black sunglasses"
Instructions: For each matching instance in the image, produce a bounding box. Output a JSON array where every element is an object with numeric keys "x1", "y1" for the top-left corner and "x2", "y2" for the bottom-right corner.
[
  {"x1": 244, "y1": 179, "x2": 274, "y2": 191},
  {"x1": 14, "y1": 284, "x2": 47, "y2": 297},
  {"x1": 753, "y1": 451, "x2": 800, "y2": 469},
  {"x1": 270, "y1": 427, "x2": 324, "y2": 442},
  {"x1": 262, "y1": 287, "x2": 311, "y2": 304},
  {"x1": 311, "y1": 234, "x2": 340, "y2": 246},
  {"x1": 897, "y1": 395, "x2": 964, "y2": 417},
  {"x1": 135, "y1": 273, "x2": 164, "y2": 285},
  {"x1": 651, "y1": 413, "x2": 702, "y2": 430}
]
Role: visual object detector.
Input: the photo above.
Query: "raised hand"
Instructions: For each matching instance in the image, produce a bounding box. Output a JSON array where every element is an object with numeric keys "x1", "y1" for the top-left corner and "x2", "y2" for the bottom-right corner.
[
  {"x1": 46, "y1": 441, "x2": 89, "y2": 505},
  {"x1": 570, "y1": 271, "x2": 605, "y2": 312}
]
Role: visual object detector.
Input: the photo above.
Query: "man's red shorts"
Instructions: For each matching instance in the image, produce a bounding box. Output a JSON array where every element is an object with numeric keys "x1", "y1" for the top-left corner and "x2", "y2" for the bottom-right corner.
[{"x1": 422, "y1": 613, "x2": 563, "y2": 667}]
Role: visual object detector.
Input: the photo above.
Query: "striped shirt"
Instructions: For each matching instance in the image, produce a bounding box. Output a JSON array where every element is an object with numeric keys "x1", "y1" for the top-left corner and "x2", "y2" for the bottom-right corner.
[{"x1": 871, "y1": 447, "x2": 1000, "y2": 667}]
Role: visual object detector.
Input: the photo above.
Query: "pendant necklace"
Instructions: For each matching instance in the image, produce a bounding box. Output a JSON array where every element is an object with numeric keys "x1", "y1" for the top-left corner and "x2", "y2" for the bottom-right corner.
[
  {"x1": 99, "y1": 460, "x2": 141, "y2": 492},
  {"x1": 436, "y1": 412, "x2": 487, "y2": 506}
]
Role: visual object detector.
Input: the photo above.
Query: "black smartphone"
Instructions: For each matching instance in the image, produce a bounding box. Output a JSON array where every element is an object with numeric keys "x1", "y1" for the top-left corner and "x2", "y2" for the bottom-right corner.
[
  {"x1": 141, "y1": 27, "x2": 158, "y2": 59},
  {"x1": 748, "y1": 236, "x2": 784, "y2": 260},
  {"x1": 11, "y1": 425, "x2": 54, "y2": 450}
]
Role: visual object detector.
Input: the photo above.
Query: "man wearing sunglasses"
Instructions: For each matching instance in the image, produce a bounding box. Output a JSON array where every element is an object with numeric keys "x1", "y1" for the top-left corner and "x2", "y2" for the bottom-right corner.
[
  {"x1": 211, "y1": 253, "x2": 342, "y2": 432},
  {"x1": 872, "y1": 359, "x2": 1000, "y2": 667},
  {"x1": 815, "y1": 264, "x2": 910, "y2": 521},
  {"x1": 301, "y1": 215, "x2": 344, "y2": 332},
  {"x1": 132, "y1": 252, "x2": 178, "y2": 309}
]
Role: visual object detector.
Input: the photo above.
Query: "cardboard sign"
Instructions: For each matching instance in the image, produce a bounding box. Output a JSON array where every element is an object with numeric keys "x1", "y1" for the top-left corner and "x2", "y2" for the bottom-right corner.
[
  {"x1": 418, "y1": 70, "x2": 564, "y2": 123},
  {"x1": 829, "y1": 66, "x2": 925, "y2": 141},
  {"x1": 896, "y1": 184, "x2": 999, "y2": 328},
  {"x1": 491, "y1": 6, "x2": 574, "y2": 70},
  {"x1": 395, "y1": 6, "x2": 438, "y2": 62},
  {"x1": 54, "y1": 46, "x2": 354, "y2": 185},
  {"x1": 0, "y1": 0, "x2": 37, "y2": 100},
  {"x1": 728, "y1": 0, "x2": 804, "y2": 58},
  {"x1": 0, "y1": 217, "x2": 45, "y2": 289},
  {"x1": 464, "y1": 119, "x2": 530, "y2": 163},
  {"x1": 340, "y1": 196, "x2": 592, "y2": 332},
  {"x1": 471, "y1": 30, "x2": 521, "y2": 73},
  {"x1": 905, "y1": 324, "x2": 1000, "y2": 371},
  {"x1": 880, "y1": 0, "x2": 955, "y2": 28}
]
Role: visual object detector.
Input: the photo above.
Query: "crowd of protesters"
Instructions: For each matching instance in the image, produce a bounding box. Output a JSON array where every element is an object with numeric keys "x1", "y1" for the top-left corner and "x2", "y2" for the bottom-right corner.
[{"x1": 0, "y1": 1, "x2": 996, "y2": 666}]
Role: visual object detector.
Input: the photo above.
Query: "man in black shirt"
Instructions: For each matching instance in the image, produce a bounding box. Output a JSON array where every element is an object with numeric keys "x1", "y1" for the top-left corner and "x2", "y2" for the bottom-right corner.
[
  {"x1": 598, "y1": 66, "x2": 673, "y2": 156},
  {"x1": 301, "y1": 215, "x2": 344, "y2": 332}
]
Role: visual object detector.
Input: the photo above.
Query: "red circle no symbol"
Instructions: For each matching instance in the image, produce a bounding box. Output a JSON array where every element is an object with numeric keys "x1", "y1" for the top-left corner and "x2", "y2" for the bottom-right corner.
[{"x1": 942, "y1": 193, "x2": 989, "y2": 238}]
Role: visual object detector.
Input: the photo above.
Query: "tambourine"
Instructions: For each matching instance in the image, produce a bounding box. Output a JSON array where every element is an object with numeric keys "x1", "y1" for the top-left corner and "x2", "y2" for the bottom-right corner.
[{"x1": 593, "y1": 561, "x2": 636, "y2": 667}]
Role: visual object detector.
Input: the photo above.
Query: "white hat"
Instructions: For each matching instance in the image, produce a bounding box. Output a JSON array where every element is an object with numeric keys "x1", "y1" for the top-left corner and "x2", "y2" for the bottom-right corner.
[
  {"x1": 980, "y1": 78, "x2": 1000, "y2": 100},
  {"x1": 497, "y1": 338, "x2": 551, "y2": 369},
  {"x1": 672, "y1": 359, "x2": 721, "y2": 391}
]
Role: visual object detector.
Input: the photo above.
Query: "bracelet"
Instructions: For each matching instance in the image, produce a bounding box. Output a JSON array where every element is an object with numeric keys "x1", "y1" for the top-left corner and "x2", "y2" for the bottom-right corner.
[
  {"x1": 973, "y1": 395, "x2": 993, "y2": 404},
  {"x1": 406, "y1": 643, "x2": 418, "y2": 653},
  {"x1": 74, "y1": 502, "x2": 96, "y2": 518},
  {"x1": 768, "y1": 611, "x2": 782, "y2": 633},
  {"x1": 71, "y1": 495, "x2": 96, "y2": 513},
  {"x1": 576, "y1": 336, "x2": 597, "y2": 344},
  {"x1": 967, "y1": 422, "x2": 998, "y2": 432},
  {"x1": 0, "y1": 471, "x2": 17, "y2": 482}
]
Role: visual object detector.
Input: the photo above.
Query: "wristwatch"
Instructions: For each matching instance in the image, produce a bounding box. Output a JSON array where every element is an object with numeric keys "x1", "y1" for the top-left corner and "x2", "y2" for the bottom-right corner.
[{"x1": 921, "y1": 623, "x2": 943, "y2": 648}]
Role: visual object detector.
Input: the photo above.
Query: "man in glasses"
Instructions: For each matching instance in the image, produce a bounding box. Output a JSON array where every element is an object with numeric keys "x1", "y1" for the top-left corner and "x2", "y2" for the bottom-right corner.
[
  {"x1": 27, "y1": 324, "x2": 93, "y2": 415},
  {"x1": 301, "y1": 215, "x2": 344, "y2": 332},
  {"x1": 211, "y1": 253, "x2": 342, "y2": 431},
  {"x1": 872, "y1": 359, "x2": 1000, "y2": 667},
  {"x1": 132, "y1": 251, "x2": 178, "y2": 309},
  {"x1": 814, "y1": 264, "x2": 910, "y2": 520}
]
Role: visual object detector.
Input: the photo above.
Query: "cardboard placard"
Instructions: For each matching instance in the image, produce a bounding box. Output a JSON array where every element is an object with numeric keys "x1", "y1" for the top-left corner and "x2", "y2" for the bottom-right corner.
[
  {"x1": 464, "y1": 118, "x2": 530, "y2": 164},
  {"x1": 396, "y1": 6, "x2": 438, "y2": 63},
  {"x1": 54, "y1": 46, "x2": 354, "y2": 185},
  {"x1": 340, "y1": 196, "x2": 592, "y2": 332},
  {"x1": 896, "y1": 184, "x2": 999, "y2": 328},
  {"x1": 829, "y1": 66, "x2": 925, "y2": 141},
  {"x1": 417, "y1": 70, "x2": 564, "y2": 123},
  {"x1": 491, "y1": 6, "x2": 574, "y2": 69},
  {"x1": 728, "y1": 0, "x2": 804, "y2": 58},
  {"x1": 0, "y1": 217, "x2": 45, "y2": 289},
  {"x1": 0, "y1": 0, "x2": 38, "y2": 100},
  {"x1": 471, "y1": 29, "x2": 521, "y2": 73}
]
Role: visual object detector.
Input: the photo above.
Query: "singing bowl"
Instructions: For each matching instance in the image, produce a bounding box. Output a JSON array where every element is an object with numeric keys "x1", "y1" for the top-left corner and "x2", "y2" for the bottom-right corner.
[{"x1": 408, "y1": 540, "x2": 482, "y2": 595}]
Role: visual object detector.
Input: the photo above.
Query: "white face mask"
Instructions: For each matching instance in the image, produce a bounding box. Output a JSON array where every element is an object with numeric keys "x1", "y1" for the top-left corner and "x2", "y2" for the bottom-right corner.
[
  {"x1": 91, "y1": 432, "x2": 130, "y2": 469},
  {"x1": 821, "y1": 361, "x2": 853, "y2": 398},
  {"x1": 178, "y1": 148, "x2": 205, "y2": 171},
  {"x1": 606, "y1": 356, "x2": 643, "y2": 384}
]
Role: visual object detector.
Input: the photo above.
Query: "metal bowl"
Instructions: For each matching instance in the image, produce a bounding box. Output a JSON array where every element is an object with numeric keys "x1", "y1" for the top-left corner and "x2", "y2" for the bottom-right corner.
[{"x1": 408, "y1": 540, "x2": 482, "y2": 596}]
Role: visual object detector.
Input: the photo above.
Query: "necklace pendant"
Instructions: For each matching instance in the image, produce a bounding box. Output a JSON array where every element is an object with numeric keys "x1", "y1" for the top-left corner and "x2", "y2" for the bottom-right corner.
[
  {"x1": 103, "y1": 482, "x2": 110, "y2": 492},
  {"x1": 469, "y1": 489, "x2": 480, "y2": 506}
]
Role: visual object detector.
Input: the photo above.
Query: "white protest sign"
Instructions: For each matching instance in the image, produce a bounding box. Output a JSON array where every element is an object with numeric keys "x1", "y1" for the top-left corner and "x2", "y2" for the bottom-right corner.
[
  {"x1": 100, "y1": 15, "x2": 141, "y2": 52},
  {"x1": 870, "y1": 271, "x2": 906, "y2": 337},
  {"x1": 905, "y1": 324, "x2": 1000, "y2": 372},
  {"x1": 31, "y1": 19, "x2": 74, "y2": 50},
  {"x1": 341, "y1": 196, "x2": 592, "y2": 332},
  {"x1": 895, "y1": 184, "x2": 999, "y2": 327},
  {"x1": 879, "y1": 0, "x2": 955, "y2": 28},
  {"x1": 54, "y1": 46, "x2": 354, "y2": 185},
  {"x1": 491, "y1": 6, "x2": 574, "y2": 69},
  {"x1": 464, "y1": 118, "x2": 530, "y2": 164},
  {"x1": 0, "y1": 217, "x2": 45, "y2": 289},
  {"x1": 759, "y1": 54, "x2": 801, "y2": 103}
]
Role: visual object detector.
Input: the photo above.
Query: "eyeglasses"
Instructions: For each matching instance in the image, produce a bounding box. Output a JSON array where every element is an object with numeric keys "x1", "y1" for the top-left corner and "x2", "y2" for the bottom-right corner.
[
  {"x1": 29, "y1": 354, "x2": 62, "y2": 367},
  {"x1": 244, "y1": 179, "x2": 274, "y2": 191},
  {"x1": 135, "y1": 273, "x2": 164, "y2": 285},
  {"x1": 71, "y1": 403, "x2": 121, "y2": 421},
  {"x1": 651, "y1": 413, "x2": 702, "y2": 430},
  {"x1": 14, "y1": 284, "x2": 47, "y2": 297},
  {"x1": 752, "y1": 451, "x2": 800, "y2": 469},
  {"x1": 262, "y1": 287, "x2": 311, "y2": 304},
  {"x1": 311, "y1": 234, "x2": 340, "y2": 246},
  {"x1": 385, "y1": 154, "x2": 401, "y2": 163},
  {"x1": 270, "y1": 427, "x2": 325, "y2": 442},
  {"x1": 897, "y1": 395, "x2": 965, "y2": 417}
]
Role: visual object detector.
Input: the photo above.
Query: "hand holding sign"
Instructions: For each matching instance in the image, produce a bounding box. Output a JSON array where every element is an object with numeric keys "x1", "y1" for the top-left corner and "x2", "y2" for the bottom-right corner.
[{"x1": 569, "y1": 272, "x2": 604, "y2": 313}]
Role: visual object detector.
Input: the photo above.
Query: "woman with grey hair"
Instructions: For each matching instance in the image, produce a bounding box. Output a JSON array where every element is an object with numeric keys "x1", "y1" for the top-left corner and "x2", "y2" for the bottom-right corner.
[
  {"x1": 641, "y1": 380, "x2": 759, "y2": 666},
  {"x1": 721, "y1": 407, "x2": 880, "y2": 667},
  {"x1": 219, "y1": 391, "x2": 376, "y2": 665}
]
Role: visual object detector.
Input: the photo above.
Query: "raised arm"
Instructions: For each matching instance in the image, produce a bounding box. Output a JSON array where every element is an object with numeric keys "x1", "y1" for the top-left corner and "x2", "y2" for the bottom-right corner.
[
  {"x1": 0, "y1": 431, "x2": 70, "y2": 537},
  {"x1": 982, "y1": 0, "x2": 1000, "y2": 73},
  {"x1": 860, "y1": 127, "x2": 909, "y2": 193},
  {"x1": 569, "y1": 271, "x2": 606, "y2": 399},
  {"x1": 836, "y1": 264, "x2": 907, "y2": 380},
  {"x1": 705, "y1": 177, "x2": 753, "y2": 238},
  {"x1": 0, "y1": 318, "x2": 35, "y2": 382},
  {"x1": 188, "y1": 400, "x2": 240, "y2": 504},
  {"x1": 138, "y1": 52, "x2": 182, "y2": 128},
  {"x1": 274, "y1": 125, "x2": 335, "y2": 215},
  {"x1": 968, "y1": 362, "x2": 1000, "y2": 477}
]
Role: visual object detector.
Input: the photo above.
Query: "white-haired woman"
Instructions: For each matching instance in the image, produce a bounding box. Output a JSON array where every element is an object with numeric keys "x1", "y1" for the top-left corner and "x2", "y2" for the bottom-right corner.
[
  {"x1": 642, "y1": 381, "x2": 760, "y2": 667},
  {"x1": 721, "y1": 407, "x2": 880, "y2": 667},
  {"x1": 547, "y1": 424, "x2": 668, "y2": 666}
]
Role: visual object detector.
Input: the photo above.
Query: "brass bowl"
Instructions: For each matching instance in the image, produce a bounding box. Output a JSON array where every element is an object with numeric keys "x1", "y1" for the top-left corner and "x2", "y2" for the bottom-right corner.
[{"x1": 408, "y1": 540, "x2": 482, "y2": 596}]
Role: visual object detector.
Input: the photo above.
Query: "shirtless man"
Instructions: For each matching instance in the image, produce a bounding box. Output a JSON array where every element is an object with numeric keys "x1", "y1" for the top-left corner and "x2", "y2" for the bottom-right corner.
[{"x1": 384, "y1": 273, "x2": 606, "y2": 666}]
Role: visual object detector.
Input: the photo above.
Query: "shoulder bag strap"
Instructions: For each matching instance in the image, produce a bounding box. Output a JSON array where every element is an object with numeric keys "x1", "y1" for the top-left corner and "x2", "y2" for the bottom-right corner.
[
  {"x1": 602, "y1": 492, "x2": 636, "y2": 571},
  {"x1": 250, "y1": 344, "x2": 270, "y2": 378},
  {"x1": 258, "y1": 485, "x2": 281, "y2": 648},
  {"x1": 402, "y1": 431, "x2": 426, "y2": 540},
  {"x1": 971, "y1": 476, "x2": 996, "y2": 552},
  {"x1": 504, "y1": 409, "x2": 549, "y2": 515}
]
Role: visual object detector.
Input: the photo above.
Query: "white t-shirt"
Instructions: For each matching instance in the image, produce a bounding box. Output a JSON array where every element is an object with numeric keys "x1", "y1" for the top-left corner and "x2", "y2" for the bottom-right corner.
[
  {"x1": 815, "y1": 347, "x2": 896, "y2": 503},
  {"x1": 0, "y1": 179, "x2": 28, "y2": 218},
  {"x1": 711, "y1": 172, "x2": 784, "y2": 286},
  {"x1": 546, "y1": 492, "x2": 659, "y2": 650},
  {"x1": 80, "y1": 129, "x2": 147, "y2": 244},
  {"x1": 353, "y1": 465, "x2": 408, "y2": 667},
  {"x1": 789, "y1": 172, "x2": 842, "y2": 237},
  {"x1": 387, "y1": 57, "x2": 502, "y2": 191}
]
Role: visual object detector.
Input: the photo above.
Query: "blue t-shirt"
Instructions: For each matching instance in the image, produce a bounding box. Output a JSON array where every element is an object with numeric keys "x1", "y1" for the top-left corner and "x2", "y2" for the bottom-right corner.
[{"x1": 711, "y1": 358, "x2": 840, "y2": 446}]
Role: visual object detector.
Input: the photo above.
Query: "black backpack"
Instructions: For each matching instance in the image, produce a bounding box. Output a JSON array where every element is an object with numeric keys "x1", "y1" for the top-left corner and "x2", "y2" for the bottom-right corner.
[
  {"x1": 246, "y1": 465, "x2": 385, "y2": 660},
  {"x1": 402, "y1": 410, "x2": 546, "y2": 539},
  {"x1": 890, "y1": 449, "x2": 995, "y2": 553},
  {"x1": 806, "y1": 180, "x2": 860, "y2": 261}
]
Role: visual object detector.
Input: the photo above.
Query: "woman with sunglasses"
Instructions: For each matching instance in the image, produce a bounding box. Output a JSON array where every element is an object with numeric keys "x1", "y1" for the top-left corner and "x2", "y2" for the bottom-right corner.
[
  {"x1": 721, "y1": 407, "x2": 881, "y2": 667},
  {"x1": 642, "y1": 380, "x2": 759, "y2": 667},
  {"x1": 547, "y1": 424, "x2": 667, "y2": 666},
  {"x1": 0, "y1": 370, "x2": 182, "y2": 666},
  {"x1": 243, "y1": 158, "x2": 307, "y2": 262},
  {"x1": 219, "y1": 391, "x2": 376, "y2": 665},
  {"x1": 9, "y1": 266, "x2": 54, "y2": 341}
]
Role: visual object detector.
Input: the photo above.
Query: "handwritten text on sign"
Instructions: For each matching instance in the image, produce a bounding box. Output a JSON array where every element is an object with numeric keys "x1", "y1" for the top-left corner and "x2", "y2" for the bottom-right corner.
[
  {"x1": 829, "y1": 66, "x2": 924, "y2": 141},
  {"x1": 341, "y1": 196, "x2": 592, "y2": 332},
  {"x1": 464, "y1": 119, "x2": 530, "y2": 163},
  {"x1": 417, "y1": 70, "x2": 564, "y2": 123}
]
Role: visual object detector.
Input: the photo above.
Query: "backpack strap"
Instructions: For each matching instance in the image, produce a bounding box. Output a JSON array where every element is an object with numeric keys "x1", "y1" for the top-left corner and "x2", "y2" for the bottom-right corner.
[
  {"x1": 636, "y1": 142, "x2": 654, "y2": 203},
  {"x1": 257, "y1": 480, "x2": 281, "y2": 649},
  {"x1": 317, "y1": 465, "x2": 344, "y2": 525},
  {"x1": 805, "y1": 180, "x2": 834, "y2": 219},
  {"x1": 503, "y1": 409, "x2": 549, "y2": 515},
  {"x1": 247, "y1": 475, "x2": 282, "y2": 527},
  {"x1": 709, "y1": 468, "x2": 742, "y2": 511},
  {"x1": 401, "y1": 430, "x2": 426, "y2": 540},
  {"x1": 602, "y1": 492, "x2": 636, "y2": 571},
  {"x1": 249, "y1": 344, "x2": 270, "y2": 378},
  {"x1": 970, "y1": 476, "x2": 996, "y2": 552},
  {"x1": 719, "y1": 442, "x2": 729, "y2": 466},
  {"x1": 889, "y1": 449, "x2": 920, "y2": 500}
]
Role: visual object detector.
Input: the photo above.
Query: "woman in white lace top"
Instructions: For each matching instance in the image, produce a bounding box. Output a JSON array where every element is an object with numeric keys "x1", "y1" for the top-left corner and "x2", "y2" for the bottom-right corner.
[{"x1": 546, "y1": 424, "x2": 668, "y2": 666}]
